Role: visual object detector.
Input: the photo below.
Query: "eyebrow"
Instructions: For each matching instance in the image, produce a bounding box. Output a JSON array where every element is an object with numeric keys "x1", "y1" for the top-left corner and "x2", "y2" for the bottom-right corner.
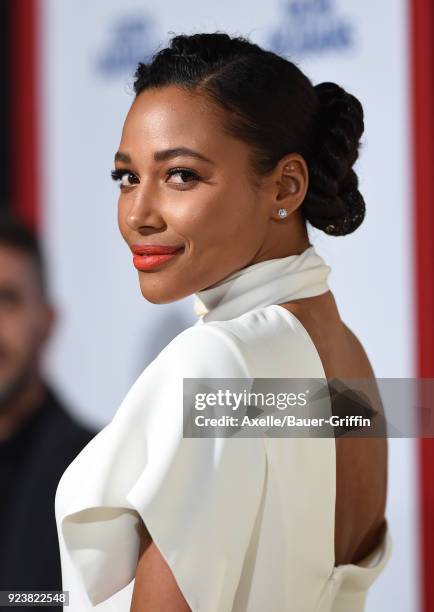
[{"x1": 114, "y1": 147, "x2": 214, "y2": 164}]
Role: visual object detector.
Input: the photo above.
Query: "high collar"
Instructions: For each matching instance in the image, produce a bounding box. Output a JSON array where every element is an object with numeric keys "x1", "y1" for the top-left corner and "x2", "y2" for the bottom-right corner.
[{"x1": 193, "y1": 244, "x2": 332, "y2": 323}]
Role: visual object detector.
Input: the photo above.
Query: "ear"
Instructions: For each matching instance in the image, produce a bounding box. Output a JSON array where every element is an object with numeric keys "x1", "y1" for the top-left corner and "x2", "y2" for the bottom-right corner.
[{"x1": 271, "y1": 154, "x2": 309, "y2": 221}]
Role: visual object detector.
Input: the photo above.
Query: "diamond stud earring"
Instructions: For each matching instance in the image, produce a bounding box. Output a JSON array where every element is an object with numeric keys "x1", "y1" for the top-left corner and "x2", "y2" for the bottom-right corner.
[{"x1": 278, "y1": 208, "x2": 288, "y2": 219}]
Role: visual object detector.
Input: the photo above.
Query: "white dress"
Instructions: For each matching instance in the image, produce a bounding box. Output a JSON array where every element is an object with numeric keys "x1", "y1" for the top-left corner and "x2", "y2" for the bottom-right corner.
[{"x1": 55, "y1": 245, "x2": 393, "y2": 611}]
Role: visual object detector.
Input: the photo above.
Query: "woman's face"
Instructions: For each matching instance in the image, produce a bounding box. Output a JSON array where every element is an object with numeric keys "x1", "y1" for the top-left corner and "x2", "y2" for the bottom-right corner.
[{"x1": 115, "y1": 85, "x2": 305, "y2": 304}]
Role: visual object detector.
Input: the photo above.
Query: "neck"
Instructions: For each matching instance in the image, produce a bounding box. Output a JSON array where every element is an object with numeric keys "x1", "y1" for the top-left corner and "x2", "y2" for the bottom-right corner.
[
  {"x1": 193, "y1": 243, "x2": 331, "y2": 323},
  {"x1": 251, "y1": 216, "x2": 312, "y2": 265}
]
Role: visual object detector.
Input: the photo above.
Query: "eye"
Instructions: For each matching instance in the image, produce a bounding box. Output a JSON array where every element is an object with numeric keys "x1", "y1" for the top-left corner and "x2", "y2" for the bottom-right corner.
[
  {"x1": 111, "y1": 169, "x2": 139, "y2": 188},
  {"x1": 166, "y1": 167, "x2": 200, "y2": 185}
]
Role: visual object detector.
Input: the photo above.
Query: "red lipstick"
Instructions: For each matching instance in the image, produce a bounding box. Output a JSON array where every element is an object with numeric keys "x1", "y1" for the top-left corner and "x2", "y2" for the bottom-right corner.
[{"x1": 130, "y1": 244, "x2": 184, "y2": 271}]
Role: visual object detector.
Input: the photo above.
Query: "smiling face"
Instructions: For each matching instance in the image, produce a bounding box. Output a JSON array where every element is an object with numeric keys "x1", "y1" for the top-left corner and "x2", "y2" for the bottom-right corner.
[{"x1": 115, "y1": 85, "x2": 309, "y2": 304}]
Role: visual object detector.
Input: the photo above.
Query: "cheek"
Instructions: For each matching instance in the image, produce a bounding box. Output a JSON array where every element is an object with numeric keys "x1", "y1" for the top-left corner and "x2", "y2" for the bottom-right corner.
[
  {"x1": 172, "y1": 188, "x2": 257, "y2": 246},
  {"x1": 117, "y1": 197, "x2": 128, "y2": 240},
  {"x1": 0, "y1": 308, "x2": 43, "y2": 351},
  {"x1": 0, "y1": 317, "x2": 29, "y2": 375}
]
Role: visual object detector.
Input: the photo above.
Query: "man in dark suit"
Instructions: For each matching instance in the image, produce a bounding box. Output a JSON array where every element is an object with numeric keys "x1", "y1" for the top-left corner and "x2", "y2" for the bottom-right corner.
[{"x1": 0, "y1": 211, "x2": 97, "y2": 609}]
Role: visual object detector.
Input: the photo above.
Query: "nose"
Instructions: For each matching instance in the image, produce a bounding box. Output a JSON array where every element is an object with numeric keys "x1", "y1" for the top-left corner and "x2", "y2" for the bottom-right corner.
[{"x1": 124, "y1": 184, "x2": 165, "y2": 232}]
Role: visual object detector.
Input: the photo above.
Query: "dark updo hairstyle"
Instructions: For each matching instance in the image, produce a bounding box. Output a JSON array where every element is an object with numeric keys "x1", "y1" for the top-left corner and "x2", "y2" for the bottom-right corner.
[{"x1": 133, "y1": 32, "x2": 365, "y2": 236}]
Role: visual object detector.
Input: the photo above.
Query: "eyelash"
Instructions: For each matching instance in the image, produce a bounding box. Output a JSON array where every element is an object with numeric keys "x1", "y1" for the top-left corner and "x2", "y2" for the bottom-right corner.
[{"x1": 110, "y1": 167, "x2": 201, "y2": 188}]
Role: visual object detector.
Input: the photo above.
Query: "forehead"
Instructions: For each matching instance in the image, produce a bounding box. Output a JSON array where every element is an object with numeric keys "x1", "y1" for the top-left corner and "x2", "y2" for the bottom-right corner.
[{"x1": 119, "y1": 85, "x2": 246, "y2": 161}]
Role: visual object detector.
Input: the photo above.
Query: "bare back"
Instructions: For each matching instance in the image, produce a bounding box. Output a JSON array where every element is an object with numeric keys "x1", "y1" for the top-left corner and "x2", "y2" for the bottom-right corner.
[{"x1": 278, "y1": 291, "x2": 388, "y2": 567}]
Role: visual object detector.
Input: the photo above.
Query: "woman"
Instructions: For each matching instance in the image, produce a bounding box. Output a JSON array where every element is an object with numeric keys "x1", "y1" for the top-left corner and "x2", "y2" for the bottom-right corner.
[{"x1": 55, "y1": 32, "x2": 392, "y2": 611}]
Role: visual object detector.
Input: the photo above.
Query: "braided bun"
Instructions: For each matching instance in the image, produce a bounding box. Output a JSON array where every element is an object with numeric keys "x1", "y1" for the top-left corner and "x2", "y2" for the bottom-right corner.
[{"x1": 301, "y1": 82, "x2": 366, "y2": 236}]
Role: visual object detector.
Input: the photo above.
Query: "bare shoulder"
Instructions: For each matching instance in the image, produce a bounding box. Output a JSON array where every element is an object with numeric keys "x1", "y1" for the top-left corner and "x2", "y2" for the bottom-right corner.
[{"x1": 340, "y1": 321, "x2": 376, "y2": 376}]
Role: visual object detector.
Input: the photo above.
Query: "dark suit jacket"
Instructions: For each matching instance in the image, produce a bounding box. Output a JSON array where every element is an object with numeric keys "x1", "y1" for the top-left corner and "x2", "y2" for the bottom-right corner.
[{"x1": 0, "y1": 383, "x2": 97, "y2": 610}]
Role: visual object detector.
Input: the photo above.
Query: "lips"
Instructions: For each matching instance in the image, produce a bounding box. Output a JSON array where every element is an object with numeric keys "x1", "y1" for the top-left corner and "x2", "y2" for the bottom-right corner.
[
  {"x1": 131, "y1": 244, "x2": 184, "y2": 255},
  {"x1": 130, "y1": 244, "x2": 184, "y2": 271}
]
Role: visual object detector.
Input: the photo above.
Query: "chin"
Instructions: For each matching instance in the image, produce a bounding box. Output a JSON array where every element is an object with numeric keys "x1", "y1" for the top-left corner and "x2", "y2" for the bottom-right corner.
[{"x1": 138, "y1": 283, "x2": 191, "y2": 306}]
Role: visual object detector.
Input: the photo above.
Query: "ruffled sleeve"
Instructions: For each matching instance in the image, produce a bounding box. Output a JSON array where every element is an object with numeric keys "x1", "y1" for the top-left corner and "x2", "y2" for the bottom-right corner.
[{"x1": 55, "y1": 324, "x2": 266, "y2": 610}]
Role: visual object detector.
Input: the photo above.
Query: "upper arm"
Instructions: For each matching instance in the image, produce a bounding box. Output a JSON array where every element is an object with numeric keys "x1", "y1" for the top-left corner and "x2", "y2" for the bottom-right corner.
[
  {"x1": 58, "y1": 324, "x2": 265, "y2": 611},
  {"x1": 128, "y1": 325, "x2": 264, "y2": 611}
]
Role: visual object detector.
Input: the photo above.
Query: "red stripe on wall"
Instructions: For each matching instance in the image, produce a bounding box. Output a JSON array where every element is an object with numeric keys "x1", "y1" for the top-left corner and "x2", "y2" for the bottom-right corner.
[
  {"x1": 9, "y1": 0, "x2": 40, "y2": 231},
  {"x1": 410, "y1": 0, "x2": 434, "y2": 608}
]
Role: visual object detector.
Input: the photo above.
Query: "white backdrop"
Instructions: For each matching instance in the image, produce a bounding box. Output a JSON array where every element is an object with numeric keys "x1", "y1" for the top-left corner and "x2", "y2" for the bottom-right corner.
[{"x1": 39, "y1": 0, "x2": 417, "y2": 609}]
